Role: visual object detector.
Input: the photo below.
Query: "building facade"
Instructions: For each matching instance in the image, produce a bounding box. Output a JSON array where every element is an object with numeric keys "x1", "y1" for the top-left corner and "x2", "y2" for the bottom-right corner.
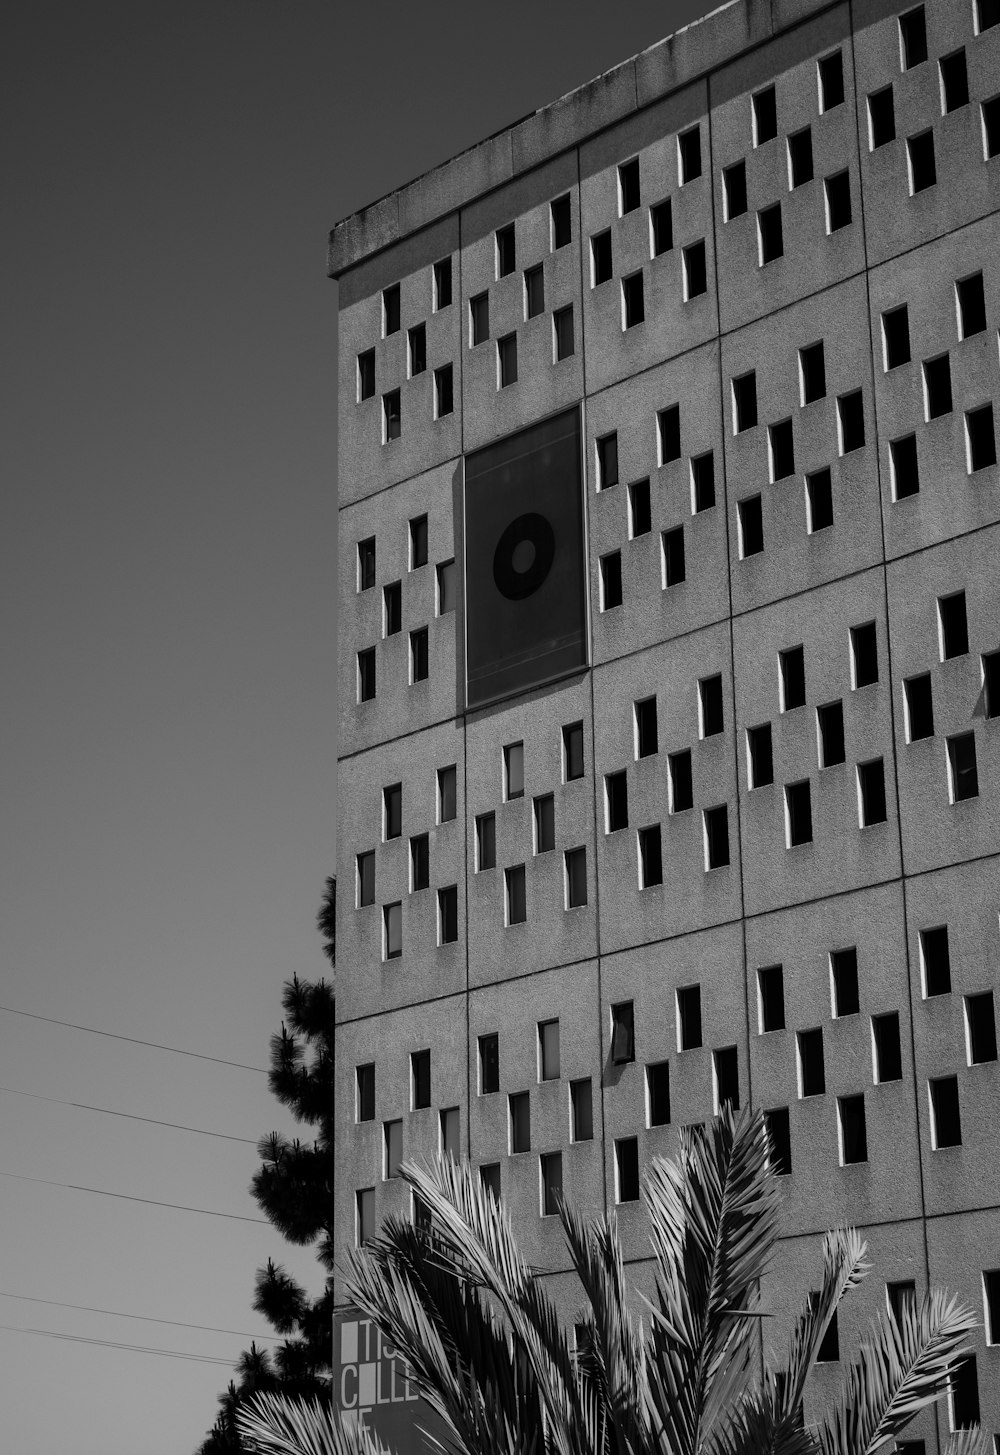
[{"x1": 329, "y1": 0, "x2": 1000, "y2": 1440}]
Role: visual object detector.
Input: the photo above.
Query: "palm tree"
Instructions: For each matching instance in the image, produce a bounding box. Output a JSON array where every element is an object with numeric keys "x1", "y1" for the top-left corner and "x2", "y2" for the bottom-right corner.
[{"x1": 236, "y1": 1108, "x2": 986, "y2": 1455}]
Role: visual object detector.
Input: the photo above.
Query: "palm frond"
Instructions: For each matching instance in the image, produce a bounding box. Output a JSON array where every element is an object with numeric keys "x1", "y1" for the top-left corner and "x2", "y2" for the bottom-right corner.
[
  {"x1": 942, "y1": 1427, "x2": 992, "y2": 1455},
  {"x1": 777, "y1": 1228, "x2": 869, "y2": 1420},
  {"x1": 714, "y1": 1390, "x2": 821, "y2": 1455},
  {"x1": 235, "y1": 1392, "x2": 384, "y2": 1455}
]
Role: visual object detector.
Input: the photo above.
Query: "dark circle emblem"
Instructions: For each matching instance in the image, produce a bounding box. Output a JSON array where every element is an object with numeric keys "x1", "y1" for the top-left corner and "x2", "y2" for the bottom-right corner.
[{"x1": 492, "y1": 513, "x2": 556, "y2": 600}]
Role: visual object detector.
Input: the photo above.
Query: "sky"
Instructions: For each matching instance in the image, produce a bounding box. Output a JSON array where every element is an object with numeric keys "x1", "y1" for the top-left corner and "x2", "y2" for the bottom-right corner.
[{"x1": 2, "y1": 2, "x2": 707, "y2": 1450}]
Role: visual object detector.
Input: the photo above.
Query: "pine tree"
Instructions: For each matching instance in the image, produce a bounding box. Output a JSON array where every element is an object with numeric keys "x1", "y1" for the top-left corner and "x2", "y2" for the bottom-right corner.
[{"x1": 195, "y1": 879, "x2": 337, "y2": 1454}]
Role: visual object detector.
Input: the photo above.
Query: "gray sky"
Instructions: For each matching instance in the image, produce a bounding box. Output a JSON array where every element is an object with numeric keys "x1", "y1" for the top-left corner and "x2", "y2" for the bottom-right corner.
[{"x1": 2, "y1": 2, "x2": 705, "y2": 1449}]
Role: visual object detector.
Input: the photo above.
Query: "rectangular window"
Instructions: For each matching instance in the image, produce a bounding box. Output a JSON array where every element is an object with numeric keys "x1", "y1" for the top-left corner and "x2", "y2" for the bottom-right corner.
[
  {"x1": 800, "y1": 341, "x2": 826, "y2": 404},
  {"x1": 412, "y1": 1049, "x2": 431, "y2": 1109},
  {"x1": 769, "y1": 418, "x2": 795, "y2": 480},
  {"x1": 410, "y1": 833, "x2": 429, "y2": 892},
  {"x1": 786, "y1": 780, "x2": 813, "y2": 846},
  {"x1": 948, "y1": 732, "x2": 979, "y2": 802},
  {"x1": 662, "y1": 526, "x2": 686, "y2": 586},
  {"x1": 553, "y1": 304, "x2": 575, "y2": 360},
  {"x1": 929, "y1": 1076, "x2": 962, "y2": 1148},
  {"x1": 616, "y1": 1136, "x2": 640, "y2": 1202},
  {"x1": 921, "y1": 926, "x2": 952, "y2": 997},
  {"x1": 939, "y1": 591, "x2": 969, "y2": 659},
  {"x1": 838, "y1": 1094, "x2": 867, "y2": 1164},
  {"x1": 758, "y1": 203, "x2": 784, "y2": 264},
  {"x1": 815, "y1": 1305, "x2": 841, "y2": 1362},
  {"x1": 540, "y1": 1151, "x2": 563, "y2": 1216},
  {"x1": 408, "y1": 513, "x2": 428, "y2": 570},
  {"x1": 807, "y1": 468, "x2": 834, "y2": 532},
  {"x1": 476, "y1": 812, "x2": 496, "y2": 871},
  {"x1": 669, "y1": 749, "x2": 693, "y2": 814},
  {"x1": 984, "y1": 1269, "x2": 1000, "y2": 1344},
  {"x1": 410, "y1": 627, "x2": 429, "y2": 683},
  {"x1": 753, "y1": 85, "x2": 778, "y2": 145},
  {"x1": 758, "y1": 964, "x2": 785, "y2": 1032},
  {"x1": 358, "y1": 647, "x2": 376, "y2": 703},
  {"x1": 436, "y1": 765, "x2": 457, "y2": 824},
  {"x1": 851, "y1": 622, "x2": 879, "y2": 688},
  {"x1": 869, "y1": 86, "x2": 896, "y2": 148},
  {"x1": 633, "y1": 697, "x2": 658, "y2": 758},
  {"x1": 497, "y1": 332, "x2": 517, "y2": 387},
  {"x1": 924, "y1": 354, "x2": 953, "y2": 420},
  {"x1": 611, "y1": 1001, "x2": 635, "y2": 1064},
  {"x1": 977, "y1": 0, "x2": 1000, "y2": 29},
  {"x1": 509, "y1": 1091, "x2": 530, "y2": 1154},
  {"x1": 907, "y1": 131, "x2": 936, "y2": 193},
  {"x1": 440, "y1": 1106, "x2": 460, "y2": 1159},
  {"x1": 799, "y1": 1028, "x2": 826, "y2": 1096},
  {"x1": 700, "y1": 674, "x2": 724, "y2": 737},
  {"x1": 765, "y1": 1107, "x2": 792, "y2": 1175},
  {"x1": 966, "y1": 404, "x2": 997, "y2": 472},
  {"x1": 678, "y1": 125, "x2": 701, "y2": 183},
  {"x1": 683, "y1": 240, "x2": 707, "y2": 300},
  {"x1": 505, "y1": 865, "x2": 526, "y2": 926},
  {"x1": 748, "y1": 723, "x2": 773, "y2": 787},
  {"x1": 629, "y1": 477, "x2": 651, "y2": 537},
  {"x1": 408, "y1": 323, "x2": 426, "y2": 377},
  {"x1": 832, "y1": 947, "x2": 860, "y2": 1017},
  {"x1": 479, "y1": 1033, "x2": 499, "y2": 1094},
  {"x1": 382, "y1": 390, "x2": 401, "y2": 442},
  {"x1": 650, "y1": 198, "x2": 673, "y2": 255},
  {"x1": 658, "y1": 403, "x2": 681, "y2": 463},
  {"x1": 565, "y1": 847, "x2": 587, "y2": 909},
  {"x1": 838, "y1": 390, "x2": 865, "y2": 453},
  {"x1": 571, "y1": 1078, "x2": 593, "y2": 1141},
  {"x1": 562, "y1": 722, "x2": 584, "y2": 782},
  {"x1": 899, "y1": 6, "x2": 928, "y2": 69},
  {"x1": 383, "y1": 284, "x2": 400, "y2": 336},
  {"x1": 825, "y1": 171, "x2": 852, "y2": 231},
  {"x1": 984, "y1": 96, "x2": 1000, "y2": 158},
  {"x1": 788, "y1": 127, "x2": 814, "y2": 188},
  {"x1": 591, "y1": 229, "x2": 613, "y2": 286},
  {"x1": 600, "y1": 551, "x2": 623, "y2": 610},
  {"x1": 622, "y1": 271, "x2": 645, "y2": 329},
  {"x1": 940, "y1": 49, "x2": 969, "y2": 112},
  {"x1": 985, "y1": 651, "x2": 1000, "y2": 718},
  {"x1": 887, "y1": 1281, "x2": 917, "y2": 1328},
  {"x1": 818, "y1": 700, "x2": 846, "y2": 767},
  {"x1": 819, "y1": 50, "x2": 845, "y2": 110},
  {"x1": 470, "y1": 291, "x2": 489, "y2": 346},
  {"x1": 436, "y1": 558, "x2": 456, "y2": 615},
  {"x1": 496, "y1": 223, "x2": 516, "y2": 278},
  {"x1": 739, "y1": 496, "x2": 764, "y2": 558},
  {"x1": 677, "y1": 985, "x2": 702, "y2": 1051},
  {"x1": 596, "y1": 431, "x2": 619, "y2": 489},
  {"x1": 356, "y1": 1187, "x2": 375, "y2": 1246},
  {"x1": 967, "y1": 991, "x2": 998, "y2": 1064},
  {"x1": 358, "y1": 349, "x2": 375, "y2": 402},
  {"x1": 704, "y1": 805, "x2": 730, "y2": 870},
  {"x1": 605, "y1": 771, "x2": 628, "y2": 833},
  {"x1": 904, "y1": 674, "x2": 934, "y2": 741},
  {"x1": 950, "y1": 1356, "x2": 981, "y2": 1429},
  {"x1": 639, "y1": 824, "x2": 663, "y2": 887},
  {"x1": 433, "y1": 256, "x2": 452, "y2": 310},
  {"x1": 357, "y1": 851, "x2": 375, "y2": 909},
  {"x1": 691, "y1": 451, "x2": 715, "y2": 512},
  {"x1": 723, "y1": 160, "x2": 748, "y2": 219},
  {"x1": 891, "y1": 434, "x2": 920, "y2": 499},
  {"x1": 714, "y1": 1046, "x2": 740, "y2": 1111},
  {"x1": 356, "y1": 1063, "x2": 375, "y2": 1122},
  {"x1": 883, "y1": 305, "x2": 911, "y2": 369},
  {"x1": 957, "y1": 272, "x2": 987, "y2": 338},
  {"x1": 619, "y1": 156, "x2": 641, "y2": 214},
  {"x1": 524, "y1": 263, "x2": 545, "y2": 320},
  {"x1": 479, "y1": 1162, "x2": 501, "y2": 1201},
  {"x1": 357, "y1": 536, "x2": 376, "y2": 592},
  {"x1": 383, "y1": 580, "x2": 401, "y2": 637},
  {"x1": 873, "y1": 1012, "x2": 903, "y2": 1082},
  {"x1": 504, "y1": 741, "x2": 524, "y2": 800},
  {"x1": 539, "y1": 1019, "x2": 560, "y2": 1081},
  {"x1": 434, "y1": 364, "x2": 454, "y2": 419},
  {"x1": 551, "y1": 193, "x2": 572, "y2": 249},
  {"x1": 733, "y1": 371, "x2": 758, "y2": 433},
  {"x1": 858, "y1": 758, "x2": 887, "y2": 826},
  {"x1": 534, "y1": 793, "x2": 555, "y2": 854},
  {"x1": 780, "y1": 645, "x2": 806, "y2": 712},
  {"x1": 384, "y1": 783, "x2": 402, "y2": 840},
  {"x1": 382, "y1": 907, "x2": 399, "y2": 969}
]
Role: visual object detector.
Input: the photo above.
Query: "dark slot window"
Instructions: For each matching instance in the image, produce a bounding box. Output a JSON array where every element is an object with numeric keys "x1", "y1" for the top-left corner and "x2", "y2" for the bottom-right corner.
[
  {"x1": 753, "y1": 85, "x2": 778, "y2": 144},
  {"x1": 921, "y1": 926, "x2": 952, "y2": 997},
  {"x1": 616, "y1": 1137, "x2": 640, "y2": 1202},
  {"x1": 622, "y1": 272, "x2": 645, "y2": 328},
  {"x1": 592, "y1": 230, "x2": 613, "y2": 286},
  {"x1": 356, "y1": 1063, "x2": 375, "y2": 1122},
  {"x1": 438, "y1": 885, "x2": 458, "y2": 944},
  {"x1": 565, "y1": 847, "x2": 587, "y2": 908},
  {"x1": 534, "y1": 794, "x2": 555, "y2": 853},
  {"x1": 930, "y1": 1076, "x2": 962, "y2": 1148},
  {"x1": 358, "y1": 647, "x2": 376, "y2": 703},
  {"x1": 383, "y1": 903, "x2": 402, "y2": 960},
  {"x1": 539, "y1": 1019, "x2": 560, "y2": 1081},
  {"x1": 611, "y1": 1001, "x2": 635, "y2": 1065},
  {"x1": 571, "y1": 1078, "x2": 593, "y2": 1142},
  {"x1": 758, "y1": 203, "x2": 784, "y2": 264},
  {"x1": 629, "y1": 478, "x2": 651, "y2": 537},
  {"x1": 832, "y1": 948, "x2": 860, "y2": 1017},
  {"x1": 639, "y1": 824, "x2": 664, "y2": 887},
  {"x1": 851, "y1": 622, "x2": 879, "y2": 688},
  {"x1": 978, "y1": 0, "x2": 1000, "y2": 29},
  {"x1": 601, "y1": 551, "x2": 623, "y2": 610},
  {"x1": 384, "y1": 783, "x2": 402, "y2": 840},
  {"x1": 470, "y1": 291, "x2": 490, "y2": 345},
  {"x1": 563, "y1": 721, "x2": 584, "y2": 782},
  {"x1": 704, "y1": 805, "x2": 730, "y2": 870},
  {"x1": 358, "y1": 349, "x2": 375, "y2": 401},
  {"x1": 678, "y1": 125, "x2": 701, "y2": 182},
  {"x1": 759, "y1": 964, "x2": 785, "y2": 1032},
  {"x1": 433, "y1": 256, "x2": 452, "y2": 310},
  {"x1": 479, "y1": 1033, "x2": 499, "y2": 1095},
  {"x1": 436, "y1": 559, "x2": 456, "y2": 615},
  {"x1": 692, "y1": 451, "x2": 716, "y2": 512},
  {"x1": 597, "y1": 431, "x2": 619, "y2": 489},
  {"x1": 765, "y1": 1107, "x2": 792, "y2": 1175},
  {"x1": 770, "y1": 418, "x2": 795, "y2": 480},
  {"x1": 619, "y1": 156, "x2": 641, "y2": 214},
  {"x1": 941, "y1": 50, "x2": 969, "y2": 112},
  {"x1": 905, "y1": 674, "x2": 934, "y2": 741},
  {"x1": 440, "y1": 1108, "x2": 460, "y2": 1161},
  {"x1": 412, "y1": 1049, "x2": 431, "y2": 1110},
  {"x1": 658, "y1": 403, "x2": 681, "y2": 463},
  {"x1": 715, "y1": 1046, "x2": 740, "y2": 1110},
  {"x1": 700, "y1": 674, "x2": 724, "y2": 737},
  {"x1": 814, "y1": 1304, "x2": 840, "y2": 1362},
  {"x1": 551, "y1": 194, "x2": 572, "y2": 249},
  {"x1": 891, "y1": 434, "x2": 920, "y2": 499},
  {"x1": 781, "y1": 645, "x2": 806, "y2": 711},
  {"x1": 669, "y1": 750, "x2": 694, "y2": 814},
  {"x1": 869, "y1": 87, "x2": 896, "y2": 148},
  {"x1": 504, "y1": 741, "x2": 524, "y2": 801},
  {"x1": 840, "y1": 1095, "x2": 868, "y2": 1164},
  {"x1": 410, "y1": 514, "x2": 428, "y2": 568},
  {"x1": 788, "y1": 127, "x2": 814, "y2": 187},
  {"x1": 438, "y1": 765, "x2": 457, "y2": 823},
  {"x1": 807, "y1": 468, "x2": 834, "y2": 532},
  {"x1": 677, "y1": 985, "x2": 702, "y2": 1051},
  {"x1": 496, "y1": 223, "x2": 516, "y2": 278},
  {"x1": 410, "y1": 627, "x2": 429, "y2": 683},
  {"x1": 739, "y1": 496, "x2": 764, "y2": 558},
  {"x1": 899, "y1": 7, "x2": 928, "y2": 68},
  {"x1": 985, "y1": 1269, "x2": 1000, "y2": 1343},
  {"x1": 888, "y1": 1281, "x2": 917, "y2": 1328},
  {"x1": 985, "y1": 96, "x2": 1000, "y2": 158},
  {"x1": 554, "y1": 305, "x2": 575, "y2": 361},
  {"x1": 509, "y1": 1092, "x2": 530, "y2": 1154},
  {"x1": 635, "y1": 696, "x2": 658, "y2": 757},
  {"x1": 683, "y1": 240, "x2": 707, "y2": 299},
  {"x1": 498, "y1": 333, "x2": 517, "y2": 387},
  {"x1": 908, "y1": 131, "x2": 936, "y2": 193},
  {"x1": 733, "y1": 371, "x2": 758, "y2": 433},
  {"x1": 819, "y1": 51, "x2": 845, "y2": 110},
  {"x1": 410, "y1": 834, "x2": 429, "y2": 892},
  {"x1": 358, "y1": 536, "x2": 376, "y2": 591},
  {"x1": 958, "y1": 272, "x2": 987, "y2": 338},
  {"x1": 826, "y1": 171, "x2": 852, "y2": 231},
  {"x1": 799, "y1": 1028, "x2": 826, "y2": 1096},
  {"x1": 858, "y1": 758, "x2": 887, "y2": 826},
  {"x1": 924, "y1": 354, "x2": 953, "y2": 419},
  {"x1": 383, "y1": 283, "x2": 400, "y2": 336},
  {"x1": 800, "y1": 341, "x2": 826, "y2": 404},
  {"x1": 356, "y1": 1188, "x2": 375, "y2": 1246},
  {"x1": 357, "y1": 851, "x2": 375, "y2": 909},
  {"x1": 662, "y1": 526, "x2": 686, "y2": 586},
  {"x1": 818, "y1": 701, "x2": 846, "y2": 767},
  {"x1": 873, "y1": 1012, "x2": 903, "y2": 1082},
  {"x1": 476, "y1": 812, "x2": 496, "y2": 872},
  {"x1": 839, "y1": 390, "x2": 865, "y2": 453},
  {"x1": 787, "y1": 781, "x2": 813, "y2": 846},
  {"x1": 505, "y1": 865, "x2": 526, "y2": 926},
  {"x1": 651, "y1": 198, "x2": 673, "y2": 255},
  {"x1": 524, "y1": 264, "x2": 545, "y2": 320},
  {"x1": 948, "y1": 732, "x2": 979, "y2": 802},
  {"x1": 951, "y1": 1356, "x2": 981, "y2": 1428},
  {"x1": 748, "y1": 723, "x2": 773, "y2": 787},
  {"x1": 983, "y1": 651, "x2": 1000, "y2": 718},
  {"x1": 605, "y1": 771, "x2": 628, "y2": 832},
  {"x1": 434, "y1": 364, "x2": 454, "y2": 418},
  {"x1": 939, "y1": 591, "x2": 968, "y2": 659},
  {"x1": 966, "y1": 991, "x2": 997, "y2": 1064},
  {"x1": 408, "y1": 323, "x2": 426, "y2": 377},
  {"x1": 883, "y1": 306, "x2": 911, "y2": 369},
  {"x1": 383, "y1": 390, "x2": 401, "y2": 442},
  {"x1": 648, "y1": 1061, "x2": 671, "y2": 1126},
  {"x1": 723, "y1": 161, "x2": 747, "y2": 219},
  {"x1": 967, "y1": 405, "x2": 997, "y2": 472},
  {"x1": 479, "y1": 1163, "x2": 501, "y2": 1200}
]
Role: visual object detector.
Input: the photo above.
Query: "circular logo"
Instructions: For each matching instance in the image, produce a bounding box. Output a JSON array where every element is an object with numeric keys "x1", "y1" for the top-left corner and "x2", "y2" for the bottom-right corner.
[{"x1": 492, "y1": 513, "x2": 556, "y2": 600}]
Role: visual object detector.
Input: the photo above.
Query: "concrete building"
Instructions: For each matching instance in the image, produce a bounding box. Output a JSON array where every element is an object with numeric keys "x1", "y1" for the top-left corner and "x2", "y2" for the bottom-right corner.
[{"x1": 328, "y1": 0, "x2": 1000, "y2": 1439}]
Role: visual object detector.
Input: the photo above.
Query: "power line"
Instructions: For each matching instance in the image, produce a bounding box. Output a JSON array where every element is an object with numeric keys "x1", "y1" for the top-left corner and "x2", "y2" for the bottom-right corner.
[
  {"x1": 0, "y1": 1290, "x2": 280, "y2": 1341},
  {"x1": 0, "y1": 1323, "x2": 240, "y2": 1366},
  {"x1": 0, "y1": 1170, "x2": 269, "y2": 1224},
  {"x1": 0, "y1": 1004, "x2": 267, "y2": 1073},
  {"x1": 0, "y1": 1084, "x2": 257, "y2": 1144}
]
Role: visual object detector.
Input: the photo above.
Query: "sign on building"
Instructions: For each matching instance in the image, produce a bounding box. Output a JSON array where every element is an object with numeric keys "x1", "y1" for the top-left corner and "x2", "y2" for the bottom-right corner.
[{"x1": 333, "y1": 1309, "x2": 449, "y2": 1451}]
